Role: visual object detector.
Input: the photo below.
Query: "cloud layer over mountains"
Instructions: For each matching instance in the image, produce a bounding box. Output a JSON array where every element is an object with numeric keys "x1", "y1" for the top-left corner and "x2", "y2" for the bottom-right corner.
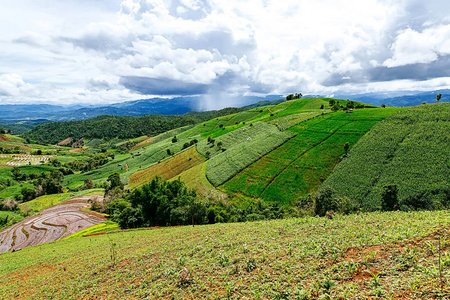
[{"x1": 1, "y1": 0, "x2": 450, "y2": 106}]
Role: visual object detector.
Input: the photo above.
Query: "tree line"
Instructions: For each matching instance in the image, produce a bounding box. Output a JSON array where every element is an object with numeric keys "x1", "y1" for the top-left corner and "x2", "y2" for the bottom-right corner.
[{"x1": 23, "y1": 107, "x2": 245, "y2": 145}]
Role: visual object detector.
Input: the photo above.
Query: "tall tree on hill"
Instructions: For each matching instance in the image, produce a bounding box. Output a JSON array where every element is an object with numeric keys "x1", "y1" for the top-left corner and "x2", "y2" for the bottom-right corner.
[{"x1": 437, "y1": 93, "x2": 442, "y2": 102}]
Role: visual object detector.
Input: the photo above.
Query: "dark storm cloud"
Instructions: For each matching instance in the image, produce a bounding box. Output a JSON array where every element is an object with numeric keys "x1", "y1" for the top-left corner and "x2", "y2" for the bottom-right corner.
[
  {"x1": 119, "y1": 76, "x2": 210, "y2": 95},
  {"x1": 322, "y1": 55, "x2": 450, "y2": 86}
]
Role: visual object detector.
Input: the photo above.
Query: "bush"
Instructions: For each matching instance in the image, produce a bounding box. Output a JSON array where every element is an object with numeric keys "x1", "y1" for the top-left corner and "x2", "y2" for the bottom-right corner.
[
  {"x1": 314, "y1": 186, "x2": 356, "y2": 216},
  {"x1": 381, "y1": 185, "x2": 398, "y2": 211}
]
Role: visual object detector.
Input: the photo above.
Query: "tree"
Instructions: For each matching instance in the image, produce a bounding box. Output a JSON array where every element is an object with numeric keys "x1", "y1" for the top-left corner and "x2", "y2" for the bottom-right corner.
[
  {"x1": 381, "y1": 184, "x2": 398, "y2": 211},
  {"x1": 329, "y1": 99, "x2": 335, "y2": 106},
  {"x1": 331, "y1": 103, "x2": 340, "y2": 112},
  {"x1": 381, "y1": 104, "x2": 386, "y2": 108},
  {"x1": 344, "y1": 142, "x2": 350, "y2": 152},
  {"x1": 82, "y1": 178, "x2": 94, "y2": 190},
  {"x1": 437, "y1": 93, "x2": 442, "y2": 102},
  {"x1": 107, "y1": 173, "x2": 123, "y2": 191}
]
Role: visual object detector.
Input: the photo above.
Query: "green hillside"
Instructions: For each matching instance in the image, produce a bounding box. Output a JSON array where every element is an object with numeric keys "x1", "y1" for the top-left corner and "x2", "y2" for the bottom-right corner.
[
  {"x1": 62, "y1": 97, "x2": 328, "y2": 188},
  {"x1": 1, "y1": 210, "x2": 449, "y2": 299},
  {"x1": 222, "y1": 107, "x2": 403, "y2": 205},
  {"x1": 321, "y1": 103, "x2": 450, "y2": 211}
]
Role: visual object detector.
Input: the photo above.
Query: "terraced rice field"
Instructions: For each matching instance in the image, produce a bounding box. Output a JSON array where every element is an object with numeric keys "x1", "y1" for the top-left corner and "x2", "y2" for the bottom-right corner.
[
  {"x1": 0, "y1": 195, "x2": 105, "y2": 254},
  {"x1": 0, "y1": 154, "x2": 51, "y2": 167}
]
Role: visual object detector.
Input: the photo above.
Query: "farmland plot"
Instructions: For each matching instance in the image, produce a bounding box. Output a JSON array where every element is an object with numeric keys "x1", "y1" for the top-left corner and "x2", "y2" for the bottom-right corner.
[
  {"x1": 0, "y1": 195, "x2": 105, "y2": 254},
  {"x1": 322, "y1": 103, "x2": 450, "y2": 210},
  {"x1": 128, "y1": 147, "x2": 206, "y2": 189},
  {"x1": 0, "y1": 154, "x2": 51, "y2": 167},
  {"x1": 205, "y1": 122, "x2": 294, "y2": 186},
  {"x1": 1, "y1": 210, "x2": 449, "y2": 299},
  {"x1": 222, "y1": 108, "x2": 403, "y2": 204}
]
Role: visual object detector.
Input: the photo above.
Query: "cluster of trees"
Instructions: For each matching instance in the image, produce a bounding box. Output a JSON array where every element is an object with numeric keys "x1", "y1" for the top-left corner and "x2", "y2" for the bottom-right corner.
[
  {"x1": 23, "y1": 107, "x2": 246, "y2": 145},
  {"x1": 61, "y1": 152, "x2": 114, "y2": 172},
  {"x1": 107, "y1": 177, "x2": 296, "y2": 229},
  {"x1": 329, "y1": 99, "x2": 362, "y2": 111},
  {"x1": 14, "y1": 170, "x2": 64, "y2": 202},
  {"x1": 286, "y1": 93, "x2": 302, "y2": 100},
  {"x1": 0, "y1": 147, "x2": 23, "y2": 154}
]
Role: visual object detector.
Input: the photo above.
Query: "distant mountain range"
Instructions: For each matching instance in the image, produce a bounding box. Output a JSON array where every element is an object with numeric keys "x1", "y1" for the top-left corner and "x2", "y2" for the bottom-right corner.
[
  {"x1": 0, "y1": 90, "x2": 447, "y2": 126},
  {"x1": 333, "y1": 89, "x2": 449, "y2": 107},
  {"x1": 0, "y1": 96, "x2": 284, "y2": 122}
]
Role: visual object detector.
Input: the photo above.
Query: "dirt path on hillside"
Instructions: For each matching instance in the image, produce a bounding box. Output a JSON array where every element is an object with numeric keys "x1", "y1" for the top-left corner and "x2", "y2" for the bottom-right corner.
[{"x1": 0, "y1": 195, "x2": 105, "y2": 254}]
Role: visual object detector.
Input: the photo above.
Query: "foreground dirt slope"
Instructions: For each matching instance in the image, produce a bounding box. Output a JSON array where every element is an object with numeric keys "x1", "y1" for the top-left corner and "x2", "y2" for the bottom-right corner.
[{"x1": 0, "y1": 195, "x2": 105, "y2": 253}]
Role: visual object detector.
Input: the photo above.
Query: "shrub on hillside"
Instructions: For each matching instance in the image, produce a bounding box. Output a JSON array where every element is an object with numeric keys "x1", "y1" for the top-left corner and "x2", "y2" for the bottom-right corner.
[{"x1": 313, "y1": 186, "x2": 356, "y2": 216}]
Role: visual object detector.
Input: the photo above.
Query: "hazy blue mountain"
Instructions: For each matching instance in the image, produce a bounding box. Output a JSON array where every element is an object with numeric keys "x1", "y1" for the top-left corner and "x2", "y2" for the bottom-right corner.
[
  {"x1": 333, "y1": 90, "x2": 450, "y2": 107},
  {"x1": 0, "y1": 95, "x2": 283, "y2": 122}
]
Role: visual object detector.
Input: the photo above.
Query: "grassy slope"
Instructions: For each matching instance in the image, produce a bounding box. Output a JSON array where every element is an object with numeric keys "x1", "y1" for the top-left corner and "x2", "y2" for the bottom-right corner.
[
  {"x1": 0, "y1": 211, "x2": 23, "y2": 231},
  {"x1": 128, "y1": 146, "x2": 206, "y2": 189},
  {"x1": 62, "y1": 98, "x2": 316, "y2": 187},
  {"x1": 222, "y1": 107, "x2": 403, "y2": 205},
  {"x1": 322, "y1": 103, "x2": 450, "y2": 210},
  {"x1": 202, "y1": 122, "x2": 293, "y2": 186},
  {"x1": 62, "y1": 98, "x2": 375, "y2": 194},
  {"x1": 1, "y1": 211, "x2": 449, "y2": 299}
]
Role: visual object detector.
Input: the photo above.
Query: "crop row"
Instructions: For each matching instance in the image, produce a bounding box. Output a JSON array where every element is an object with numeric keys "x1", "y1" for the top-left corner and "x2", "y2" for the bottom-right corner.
[
  {"x1": 206, "y1": 123, "x2": 294, "y2": 186},
  {"x1": 222, "y1": 108, "x2": 403, "y2": 205},
  {"x1": 322, "y1": 103, "x2": 450, "y2": 210}
]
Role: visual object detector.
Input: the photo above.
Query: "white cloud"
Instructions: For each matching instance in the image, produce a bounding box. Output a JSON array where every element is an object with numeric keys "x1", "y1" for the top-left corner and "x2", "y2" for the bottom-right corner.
[
  {"x1": 384, "y1": 24, "x2": 450, "y2": 67},
  {"x1": 0, "y1": 0, "x2": 449, "y2": 106},
  {"x1": 0, "y1": 74, "x2": 32, "y2": 96}
]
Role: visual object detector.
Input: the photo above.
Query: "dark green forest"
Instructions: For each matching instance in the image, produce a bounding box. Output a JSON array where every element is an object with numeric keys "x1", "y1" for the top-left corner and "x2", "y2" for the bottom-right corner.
[{"x1": 23, "y1": 107, "x2": 245, "y2": 144}]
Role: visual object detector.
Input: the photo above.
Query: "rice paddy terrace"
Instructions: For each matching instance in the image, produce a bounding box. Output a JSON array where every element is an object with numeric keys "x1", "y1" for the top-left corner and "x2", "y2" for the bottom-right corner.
[{"x1": 0, "y1": 195, "x2": 105, "y2": 254}]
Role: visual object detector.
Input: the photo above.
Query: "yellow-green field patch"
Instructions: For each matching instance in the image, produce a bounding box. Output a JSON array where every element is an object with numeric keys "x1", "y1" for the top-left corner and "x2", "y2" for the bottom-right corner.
[{"x1": 128, "y1": 147, "x2": 206, "y2": 189}]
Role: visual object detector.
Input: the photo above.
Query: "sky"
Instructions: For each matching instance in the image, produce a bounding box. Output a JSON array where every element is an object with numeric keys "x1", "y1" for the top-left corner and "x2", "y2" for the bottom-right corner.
[{"x1": 1, "y1": 0, "x2": 450, "y2": 108}]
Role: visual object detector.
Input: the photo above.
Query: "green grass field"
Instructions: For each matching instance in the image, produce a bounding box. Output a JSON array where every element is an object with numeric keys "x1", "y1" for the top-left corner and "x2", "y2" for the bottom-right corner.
[
  {"x1": 205, "y1": 122, "x2": 295, "y2": 186},
  {"x1": 222, "y1": 107, "x2": 404, "y2": 205},
  {"x1": 322, "y1": 103, "x2": 450, "y2": 211},
  {"x1": 0, "y1": 211, "x2": 23, "y2": 231},
  {"x1": 1, "y1": 210, "x2": 449, "y2": 299}
]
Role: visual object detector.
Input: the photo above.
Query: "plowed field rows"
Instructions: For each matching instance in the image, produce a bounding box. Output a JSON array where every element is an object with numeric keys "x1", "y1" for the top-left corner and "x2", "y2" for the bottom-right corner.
[{"x1": 0, "y1": 195, "x2": 105, "y2": 254}]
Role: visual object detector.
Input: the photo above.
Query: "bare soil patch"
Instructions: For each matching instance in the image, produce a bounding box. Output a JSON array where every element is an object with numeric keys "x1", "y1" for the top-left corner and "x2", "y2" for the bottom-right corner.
[{"x1": 57, "y1": 137, "x2": 73, "y2": 146}]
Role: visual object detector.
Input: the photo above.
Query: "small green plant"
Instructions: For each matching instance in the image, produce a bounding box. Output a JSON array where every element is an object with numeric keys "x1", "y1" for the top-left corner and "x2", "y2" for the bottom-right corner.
[
  {"x1": 245, "y1": 258, "x2": 257, "y2": 272},
  {"x1": 347, "y1": 260, "x2": 359, "y2": 274},
  {"x1": 218, "y1": 252, "x2": 230, "y2": 267},
  {"x1": 369, "y1": 271, "x2": 381, "y2": 287},
  {"x1": 107, "y1": 235, "x2": 117, "y2": 268},
  {"x1": 321, "y1": 278, "x2": 335, "y2": 293}
]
